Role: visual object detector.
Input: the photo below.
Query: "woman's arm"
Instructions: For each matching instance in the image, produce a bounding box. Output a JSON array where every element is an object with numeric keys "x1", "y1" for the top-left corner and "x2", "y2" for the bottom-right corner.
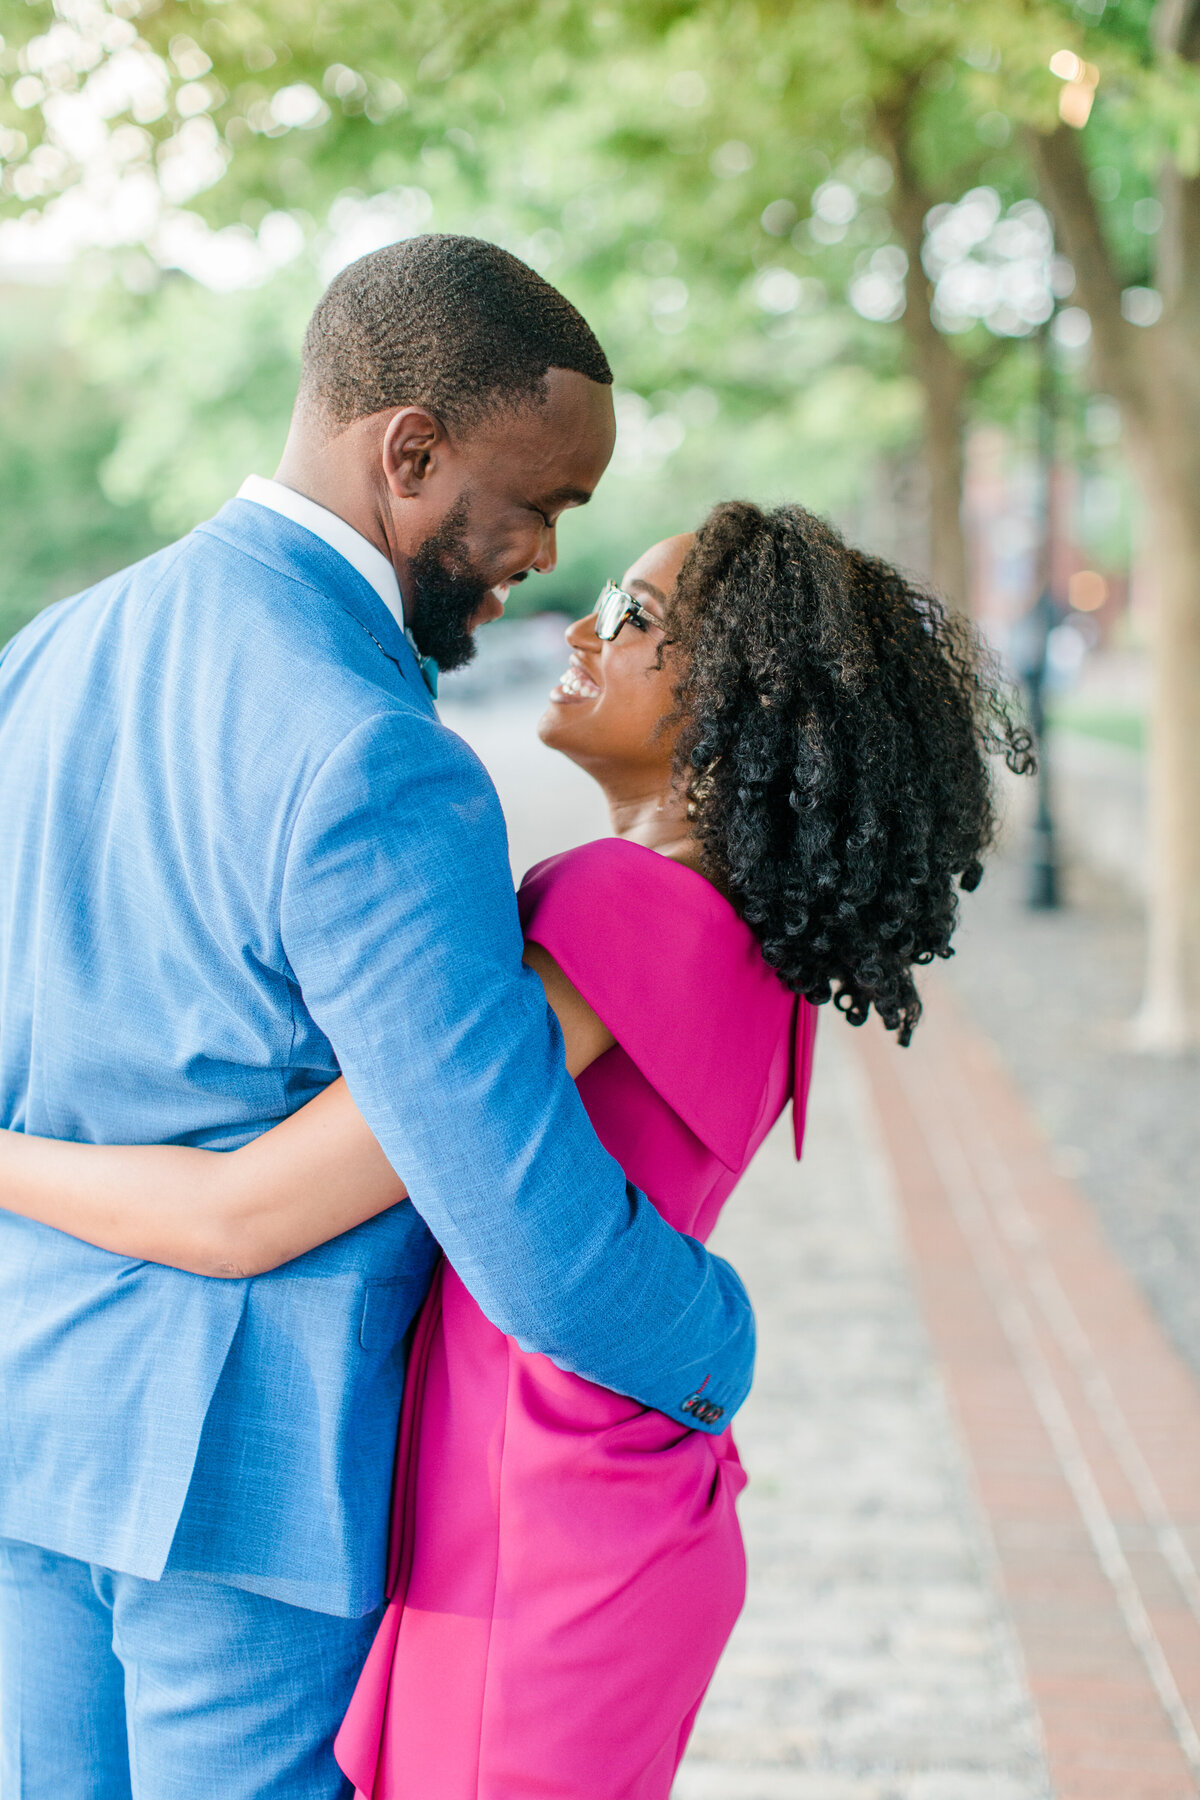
[
  {"x1": 0, "y1": 946, "x2": 614, "y2": 1279},
  {"x1": 0, "y1": 1078, "x2": 404, "y2": 1279},
  {"x1": 522, "y1": 940, "x2": 614, "y2": 1077}
]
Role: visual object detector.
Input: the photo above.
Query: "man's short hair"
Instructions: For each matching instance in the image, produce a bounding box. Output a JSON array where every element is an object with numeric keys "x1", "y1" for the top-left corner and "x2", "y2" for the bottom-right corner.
[{"x1": 299, "y1": 234, "x2": 613, "y2": 435}]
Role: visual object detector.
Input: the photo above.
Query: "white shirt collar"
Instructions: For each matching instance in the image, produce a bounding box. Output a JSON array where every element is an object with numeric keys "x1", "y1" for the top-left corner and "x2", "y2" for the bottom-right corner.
[{"x1": 237, "y1": 474, "x2": 405, "y2": 632}]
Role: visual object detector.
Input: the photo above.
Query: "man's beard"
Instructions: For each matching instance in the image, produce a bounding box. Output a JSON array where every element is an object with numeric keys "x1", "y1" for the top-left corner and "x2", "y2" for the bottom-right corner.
[{"x1": 408, "y1": 498, "x2": 494, "y2": 674}]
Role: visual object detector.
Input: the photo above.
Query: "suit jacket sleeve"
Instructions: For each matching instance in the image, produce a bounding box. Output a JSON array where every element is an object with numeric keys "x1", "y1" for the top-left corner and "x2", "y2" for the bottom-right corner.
[{"x1": 279, "y1": 711, "x2": 755, "y2": 1430}]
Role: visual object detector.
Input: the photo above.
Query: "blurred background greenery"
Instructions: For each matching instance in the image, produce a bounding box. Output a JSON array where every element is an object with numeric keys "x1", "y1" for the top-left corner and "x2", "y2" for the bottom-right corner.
[
  {"x1": 2, "y1": 0, "x2": 1199, "y2": 1041},
  {"x1": 0, "y1": 0, "x2": 1171, "y2": 632}
]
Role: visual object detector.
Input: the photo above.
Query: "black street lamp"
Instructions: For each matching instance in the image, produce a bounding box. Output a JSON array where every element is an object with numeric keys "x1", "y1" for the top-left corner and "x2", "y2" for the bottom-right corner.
[
  {"x1": 1017, "y1": 314, "x2": 1063, "y2": 911},
  {"x1": 1021, "y1": 587, "x2": 1062, "y2": 910}
]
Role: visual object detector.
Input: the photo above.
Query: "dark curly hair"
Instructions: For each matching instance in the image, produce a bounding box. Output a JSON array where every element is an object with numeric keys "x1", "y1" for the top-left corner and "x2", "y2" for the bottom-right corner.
[{"x1": 665, "y1": 501, "x2": 1033, "y2": 1045}]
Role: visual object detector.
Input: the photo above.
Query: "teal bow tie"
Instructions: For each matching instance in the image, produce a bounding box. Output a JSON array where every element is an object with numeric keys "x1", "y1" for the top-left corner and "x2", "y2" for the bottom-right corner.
[{"x1": 405, "y1": 628, "x2": 438, "y2": 698}]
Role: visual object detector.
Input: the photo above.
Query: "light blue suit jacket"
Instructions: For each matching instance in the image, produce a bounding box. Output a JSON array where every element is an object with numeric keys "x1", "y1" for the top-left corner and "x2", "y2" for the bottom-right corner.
[{"x1": 0, "y1": 501, "x2": 755, "y2": 1616}]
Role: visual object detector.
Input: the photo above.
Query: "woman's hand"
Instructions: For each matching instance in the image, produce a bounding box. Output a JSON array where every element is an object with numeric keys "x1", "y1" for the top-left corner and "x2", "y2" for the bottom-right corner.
[{"x1": 0, "y1": 944, "x2": 614, "y2": 1277}]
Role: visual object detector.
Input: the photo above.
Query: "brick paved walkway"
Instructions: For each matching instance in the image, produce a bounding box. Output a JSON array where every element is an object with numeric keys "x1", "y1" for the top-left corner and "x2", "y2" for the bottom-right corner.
[
  {"x1": 444, "y1": 689, "x2": 1200, "y2": 1800},
  {"x1": 858, "y1": 990, "x2": 1200, "y2": 1800}
]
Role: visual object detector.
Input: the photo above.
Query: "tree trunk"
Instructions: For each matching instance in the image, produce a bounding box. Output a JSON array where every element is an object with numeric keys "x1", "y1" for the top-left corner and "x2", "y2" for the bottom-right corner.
[
  {"x1": 1031, "y1": 119, "x2": 1200, "y2": 1048},
  {"x1": 876, "y1": 97, "x2": 971, "y2": 612},
  {"x1": 1126, "y1": 430, "x2": 1200, "y2": 1048},
  {"x1": 921, "y1": 362, "x2": 970, "y2": 609}
]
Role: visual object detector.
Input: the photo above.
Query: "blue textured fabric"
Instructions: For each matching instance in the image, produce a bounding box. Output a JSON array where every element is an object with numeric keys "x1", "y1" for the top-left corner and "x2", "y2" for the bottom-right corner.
[
  {"x1": 0, "y1": 1537, "x2": 382, "y2": 1798},
  {"x1": 0, "y1": 499, "x2": 755, "y2": 1619}
]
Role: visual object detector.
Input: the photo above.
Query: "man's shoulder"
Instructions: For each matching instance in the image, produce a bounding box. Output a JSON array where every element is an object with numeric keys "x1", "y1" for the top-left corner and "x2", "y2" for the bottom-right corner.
[
  {"x1": 2, "y1": 535, "x2": 186, "y2": 649},
  {"x1": 5, "y1": 515, "x2": 288, "y2": 655},
  {"x1": 4, "y1": 511, "x2": 451, "y2": 790}
]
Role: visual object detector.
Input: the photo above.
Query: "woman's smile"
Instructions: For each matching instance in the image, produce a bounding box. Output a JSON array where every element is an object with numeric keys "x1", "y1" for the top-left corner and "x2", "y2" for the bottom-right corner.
[{"x1": 549, "y1": 655, "x2": 602, "y2": 703}]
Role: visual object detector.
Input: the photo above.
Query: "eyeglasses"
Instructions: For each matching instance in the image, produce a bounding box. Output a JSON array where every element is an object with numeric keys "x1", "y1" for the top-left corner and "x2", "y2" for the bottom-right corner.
[{"x1": 594, "y1": 579, "x2": 666, "y2": 641}]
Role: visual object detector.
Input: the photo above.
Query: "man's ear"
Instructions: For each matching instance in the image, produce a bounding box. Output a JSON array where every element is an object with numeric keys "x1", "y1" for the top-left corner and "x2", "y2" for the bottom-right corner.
[{"x1": 381, "y1": 407, "x2": 447, "y2": 499}]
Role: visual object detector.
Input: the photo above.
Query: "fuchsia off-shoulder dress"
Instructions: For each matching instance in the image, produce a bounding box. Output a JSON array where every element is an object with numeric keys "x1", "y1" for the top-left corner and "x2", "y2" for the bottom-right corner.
[{"x1": 336, "y1": 838, "x2": 817, "y2": 1799}]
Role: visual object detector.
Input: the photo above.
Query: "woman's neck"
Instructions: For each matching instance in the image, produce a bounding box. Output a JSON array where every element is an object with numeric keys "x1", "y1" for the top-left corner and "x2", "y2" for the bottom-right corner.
[{"x1": 603, "y1": 782, "x2": 700, "y2": 869}]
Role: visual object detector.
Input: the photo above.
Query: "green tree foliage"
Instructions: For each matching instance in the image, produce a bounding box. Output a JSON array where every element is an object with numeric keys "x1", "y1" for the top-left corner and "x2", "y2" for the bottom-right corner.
[
  {"x1": 0, "y1": 1, "x2": 1192, "y2": 623},
  {"x1": 78, "y1": 263, "x2": 317, "y2": 534},
  {"x1": 0, "y1": 284, "x2": 158, "y2": 640},
  {"x1": 0, "y1": 0, "x2": 934, "y2": 628}
]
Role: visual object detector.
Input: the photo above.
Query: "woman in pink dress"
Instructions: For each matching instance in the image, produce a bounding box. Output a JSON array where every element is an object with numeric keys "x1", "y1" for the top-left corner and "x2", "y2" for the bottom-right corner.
[{"x1": 0, "y1": 502, "x2": 1030, "y2": 1797}]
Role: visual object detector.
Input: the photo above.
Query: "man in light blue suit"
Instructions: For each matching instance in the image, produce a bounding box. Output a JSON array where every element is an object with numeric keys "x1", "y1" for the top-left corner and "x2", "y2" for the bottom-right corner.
[{"x1": 0, "y1": 237, "x2": 755, "y2": 1797}]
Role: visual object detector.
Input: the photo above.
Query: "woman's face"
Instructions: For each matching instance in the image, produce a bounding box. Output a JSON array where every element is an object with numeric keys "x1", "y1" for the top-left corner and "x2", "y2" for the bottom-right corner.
[{"x1": 537, "y1": 534, "x2": 694, "y2": 782}]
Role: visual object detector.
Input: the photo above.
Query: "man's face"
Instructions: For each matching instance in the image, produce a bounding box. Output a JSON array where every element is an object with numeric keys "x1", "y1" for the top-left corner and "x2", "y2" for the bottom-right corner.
[{"x1": 399, "y1": 368, "x2": 616, "y2": 672}]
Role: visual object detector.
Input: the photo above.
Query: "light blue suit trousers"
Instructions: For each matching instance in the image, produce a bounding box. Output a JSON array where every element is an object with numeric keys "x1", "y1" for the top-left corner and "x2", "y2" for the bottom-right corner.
[{"x1": 0, "y1": 1538, "x2": 380, "y2": 1799}]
